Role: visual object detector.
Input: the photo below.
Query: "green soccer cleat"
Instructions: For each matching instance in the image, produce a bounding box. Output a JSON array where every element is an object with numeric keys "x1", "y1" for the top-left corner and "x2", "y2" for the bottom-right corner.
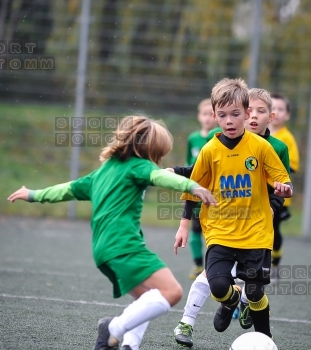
[
  {"x1": 173, "y1": 322, "x2": 194, "y2": 348},
  {"x1": 239, "y1": 301, "x2": 253, "y2": 329}
]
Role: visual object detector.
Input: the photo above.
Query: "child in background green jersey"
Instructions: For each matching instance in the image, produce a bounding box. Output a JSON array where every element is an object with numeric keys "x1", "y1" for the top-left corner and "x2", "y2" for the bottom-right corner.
[
  {"x1": 186, "y1": 99, "x2": 218, "y2": 166},
  {"x1": 186, "y1": 98, "x2": 218, "y2": 279},
  {"x1": 8, "y1": 116, "x2": 216, "y2": 350}
]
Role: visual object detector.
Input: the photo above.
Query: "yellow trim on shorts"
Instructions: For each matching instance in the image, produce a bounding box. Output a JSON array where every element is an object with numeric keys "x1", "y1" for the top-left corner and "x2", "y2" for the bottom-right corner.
[
  {"x1": 249, "y1": 294, "x2": 269, "y2": 311},
  {"x1": 211, "y1": 285, "x2": 233, "y2": 302}
]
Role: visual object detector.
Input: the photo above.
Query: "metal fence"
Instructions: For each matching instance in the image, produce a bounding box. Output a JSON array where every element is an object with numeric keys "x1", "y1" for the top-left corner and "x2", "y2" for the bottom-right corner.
[
  {"x1": 1, "y1": 0, "x2": 310, "y2": 233},
  {"x1": 1, "y1": 0, "x2": 310, "y2": 119}
]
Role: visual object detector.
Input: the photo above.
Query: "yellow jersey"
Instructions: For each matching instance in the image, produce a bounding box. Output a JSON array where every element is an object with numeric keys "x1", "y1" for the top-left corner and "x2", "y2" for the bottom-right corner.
[
  {"x1": 271, "y1": 126, "x2": 299, "y2": 172},
  {"x1": 181, "y1": 130, "x2": 291, "y2": 250},
  {"x1": 271, "y1": 126, "x2": 299, "y2": 206}
]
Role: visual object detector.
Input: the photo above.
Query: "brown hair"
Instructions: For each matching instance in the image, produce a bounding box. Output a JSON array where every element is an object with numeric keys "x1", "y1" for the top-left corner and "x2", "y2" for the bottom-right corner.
[
  {"x1": 198, "y1": 98, "x2": 212, "y2": 112},
  {"x1": 211, "y1": 78, "x2": 249, "y2": 111},
  {"x1": 248, "y1": 88, "x2": 272, "y2": 112},
  {"x1": 99, "y1": 116, "x2": 173, "y2": 165},
  {"x1": 270, "y1": 92, "x2": 291, "y2": 113}
]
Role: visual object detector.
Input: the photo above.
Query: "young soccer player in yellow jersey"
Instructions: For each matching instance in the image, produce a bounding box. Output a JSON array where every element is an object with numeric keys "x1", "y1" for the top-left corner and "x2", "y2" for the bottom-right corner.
[
  {"x1": 186, "y1": 99, "x2": 218, "y2": 279},
  {"x1": 270, "y1": 93, "x2": 299, "y2": 174},
  {"x1": 174, "y1": 78, "x2": 292, "y2": 341},
  {"x1": 269, "y1": 92, "x2": 300, "y2": 276},
  {"x1": 172, "y1": 87, "x2": 289, "y2": 347}
]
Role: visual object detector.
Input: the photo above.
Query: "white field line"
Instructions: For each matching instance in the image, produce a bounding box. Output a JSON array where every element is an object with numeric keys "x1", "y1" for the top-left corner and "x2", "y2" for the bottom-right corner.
[
  {"x1": 1, "y1": 293, "x2": 311, "y2": 325},
  {"x1": 0, "y1": 267, "x2": 92, "y2": 277}
]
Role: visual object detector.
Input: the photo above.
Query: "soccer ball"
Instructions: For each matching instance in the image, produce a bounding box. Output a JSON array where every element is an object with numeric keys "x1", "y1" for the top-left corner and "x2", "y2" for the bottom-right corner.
[{"x1": 229, "y1": 332, "x2": 278, "y2": 350}]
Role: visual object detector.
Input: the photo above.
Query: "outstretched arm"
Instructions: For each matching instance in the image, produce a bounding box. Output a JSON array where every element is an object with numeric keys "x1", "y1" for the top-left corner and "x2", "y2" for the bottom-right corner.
[
  {"x1": 7, "y1": 168, "x2": 96, "y2": 204},
  {"x1": 8, "y1": 186, "x2": 32, "y2": 202},
  {"x1": 8, "y1": 182, "x2": 77, "y2": 203},
  {"x1": 150, "y1": 169, "x2": 216, "y2": 206}
]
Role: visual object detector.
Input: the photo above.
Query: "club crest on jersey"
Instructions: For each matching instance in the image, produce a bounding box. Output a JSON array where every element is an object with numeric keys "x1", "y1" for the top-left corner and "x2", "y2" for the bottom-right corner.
[{"x1": 245, "y1": 156, "x2": 258, "y2": 171}]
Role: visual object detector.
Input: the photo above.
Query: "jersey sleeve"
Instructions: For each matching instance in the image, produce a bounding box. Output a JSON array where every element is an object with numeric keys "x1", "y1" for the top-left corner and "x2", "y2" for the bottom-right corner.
[
  {"x1": 149, "y1": 169, "x2": 198, "y2": 192},
  {"x1": 186, "y1": 136, "x2": 192, "y2": 166},
  {"x1": 279, "y1": 145, "x2": 290, "y2": 174},
  {"x1": 70, "y1": 170, "x2": 97, "y2": 200},
  {"x1": 288, "y1": 135, "x2": 300, "y2": 172},
  {"x1": 173, "y1": 164, "x2": 194, "y2": 178},
  {"x1": 29, "y1": 182, "x2": 76, "y2": 203},
  {"x1": 263, "y1": 144, "x2": 291, "y2": 184},
  {"x1": 181, "y1": 145, "x2": 211, "y2": 201},
  {"x1": 29, "y1": 170, "x2": 97, "y2": 203},
  {"x1": 130, "y1": 160, "x2": 160, "y2": 186}
]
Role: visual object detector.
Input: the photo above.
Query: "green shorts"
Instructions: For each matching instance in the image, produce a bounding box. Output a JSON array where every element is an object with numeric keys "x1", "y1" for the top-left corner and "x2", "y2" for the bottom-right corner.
[{"x1": 98, "y1": 247, "x2": 166, "y2": 298}]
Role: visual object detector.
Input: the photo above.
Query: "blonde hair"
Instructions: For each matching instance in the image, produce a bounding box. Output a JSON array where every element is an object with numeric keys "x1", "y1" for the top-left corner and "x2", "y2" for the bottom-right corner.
[
  {"x1": 100, "y1": 116, "x2": 173, "y2": 165},
  {"x1": 248, "y1": 88, "x2": 272, "y2": 112},
  {"x1": 211, "y1": 78, "x2": 249, "y2": 111},
  {"x1": 198, "y1": 98, "x2": 212, "y2": 112}
]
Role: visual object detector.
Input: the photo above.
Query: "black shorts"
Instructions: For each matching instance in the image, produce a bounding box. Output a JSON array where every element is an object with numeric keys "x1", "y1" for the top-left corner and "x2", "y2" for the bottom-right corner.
[{"x1": 205, "y1": 245, "x2": 271, "y2": 285}]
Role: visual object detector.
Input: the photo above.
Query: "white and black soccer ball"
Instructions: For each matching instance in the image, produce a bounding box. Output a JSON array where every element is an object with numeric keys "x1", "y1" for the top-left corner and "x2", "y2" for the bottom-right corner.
[{"x1": 229, "y1": 332, "x2": 278, "y2": 350}]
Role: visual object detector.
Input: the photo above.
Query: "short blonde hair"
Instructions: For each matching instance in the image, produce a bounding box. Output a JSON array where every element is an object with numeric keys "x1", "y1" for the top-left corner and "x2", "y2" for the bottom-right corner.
[
  {"x1": 198, "y1": 98, "x2": 212, "y2": 112},
  {"x1": 100, "y1": 116, "x2": 173, "y2": 165},
  {"x1": 248, "y1": 88, "x2": 272, "y2": 112},
  {"x1": 211, "y1": 78, "x2": 249, "y2": 111}
]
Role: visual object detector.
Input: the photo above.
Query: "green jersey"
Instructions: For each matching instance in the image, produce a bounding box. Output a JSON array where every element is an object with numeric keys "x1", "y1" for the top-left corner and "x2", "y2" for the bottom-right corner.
[
  {"x1": 265, "y1": 132, "x2": 290, "y2": 196},
  {"x1": 186, "y1": 127, "x2": 222, "y2": 166},
  {"x1": 266, "y1": 134, "x2": 290, "y2": 174},
  {"x1": 206, "y1": 126, "x2": 222, "y2": 142},
  {"x1": 186, "y1": 131, "x2": 210, "y2": 166},
  {"x1": 28, "y1": 156, "x2": 198, "y2": 267}
]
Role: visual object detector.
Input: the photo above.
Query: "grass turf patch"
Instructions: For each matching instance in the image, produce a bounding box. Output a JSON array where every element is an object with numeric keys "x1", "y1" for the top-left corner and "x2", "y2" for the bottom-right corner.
[{"x1": 1, "y1": 102, "x2": 303, "y2": 235}]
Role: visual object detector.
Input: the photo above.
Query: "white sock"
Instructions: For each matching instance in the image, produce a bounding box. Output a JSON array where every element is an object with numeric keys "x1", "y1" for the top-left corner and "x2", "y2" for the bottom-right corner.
[
  {"x1": 121, "y1": 321, "x2": 149, "y2": 350},
  {"x1": 108, "y1": 289, "x2": 170, "y2": 341},
  {"x1": 181, "y1": 273, "x2": 210, "y2": 327},
  {"x1": 241, "y1": 284, "x2": 248, "y2": 304},
  {"x1": 231, "y1": 262, "x2": 237, "y2": 278}
]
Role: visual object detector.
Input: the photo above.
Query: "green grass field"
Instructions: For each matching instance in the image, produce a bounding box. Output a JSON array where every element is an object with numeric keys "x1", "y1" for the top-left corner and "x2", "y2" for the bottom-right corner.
[
  {"x1": 1, "y1": 101, "x2": 304, "y2": 236},
  {"x1": 0, "y1": 103, "x2": 302, "y2": 236},
  {"x1": 0, "y1": 102, "x2": 194, "y2": 220},
  {"x1": 1, "y1": 217, "x2": 311, "y2": 350}
]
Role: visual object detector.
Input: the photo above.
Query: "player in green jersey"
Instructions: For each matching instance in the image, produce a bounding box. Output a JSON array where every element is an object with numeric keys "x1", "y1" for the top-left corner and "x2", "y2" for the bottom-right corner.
[{"x1": 8, "y1": 116, "x2": 216, "y2": 350}]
